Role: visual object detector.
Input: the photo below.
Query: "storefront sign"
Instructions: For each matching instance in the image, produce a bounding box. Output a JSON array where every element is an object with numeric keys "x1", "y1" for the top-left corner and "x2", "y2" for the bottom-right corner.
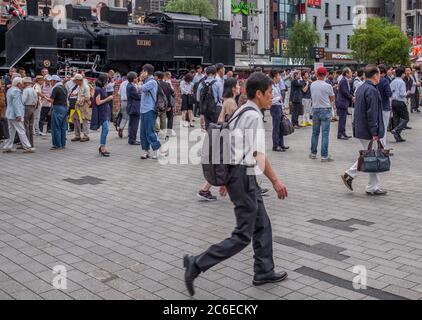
[
  {"x1": 231, "y1": 0, "x2": 255, "y2": 16},
  {"x1": 410, "y1": 36, "x2": 422, "y2": 46},
  {"x1": 326, "y1": 52, "x2": 353, "y2": 60},
  {"x1": 308, "y1": 0, "x2": 322, "y2": 9}
]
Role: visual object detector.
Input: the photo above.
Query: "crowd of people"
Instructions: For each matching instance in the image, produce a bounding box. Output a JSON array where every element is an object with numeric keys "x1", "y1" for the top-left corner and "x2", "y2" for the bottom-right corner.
[
  {"x1": 1, "y1": 63, "x2": 420, "y2": 188},
  {"x1": 0, "y1": 61, "x2": 420, "y2": 297}
]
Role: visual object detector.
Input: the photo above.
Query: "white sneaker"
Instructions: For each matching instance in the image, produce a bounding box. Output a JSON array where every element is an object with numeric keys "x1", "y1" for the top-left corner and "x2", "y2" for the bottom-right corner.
[
  {"x1": 151, "y1": 150, "x2": 158, "y2": 159},
  {"x1": 23, "y1": 148, "x2": 36, "y2": 153},
  {"x1": 167, "y1": 129, "x2": 177, "y2": 137},
  {"x1": 39, "y1": 132, "x2": 46, "y2": 136},
  {"x1": 183, "y1": 122, "x2": 189, "y2": 128}
]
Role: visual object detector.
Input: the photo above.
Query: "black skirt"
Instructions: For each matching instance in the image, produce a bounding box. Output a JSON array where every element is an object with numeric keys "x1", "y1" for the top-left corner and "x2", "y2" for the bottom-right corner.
[{"x1": 181, "y1": 94, "x2": 194, "y2": 111}]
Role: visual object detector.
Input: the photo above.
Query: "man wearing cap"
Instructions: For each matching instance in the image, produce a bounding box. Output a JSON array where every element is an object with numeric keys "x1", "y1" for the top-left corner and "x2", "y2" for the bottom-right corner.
[
  {"x1": 33, "y1": 75, "x2": 45, "y2": 136},
  {"x1": 71, "y1": 74, "x2": 91, "y2": 142},
  {"x1": 22, "y1": 77, "x2": 38, "y2": 147},
  {"x1": 309, "y1": 67, "x2": 336, "y2": 162},
  {"x1": 2, "y1": 77, "x2": 35, "y2": 153},
  {"x1": 45, "y1": 75, "x2": 68, "y2": 150}
]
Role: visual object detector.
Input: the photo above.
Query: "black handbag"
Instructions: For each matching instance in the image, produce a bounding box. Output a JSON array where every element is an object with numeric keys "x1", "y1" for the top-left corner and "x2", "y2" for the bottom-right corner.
[
  {"x1": 358, "y1": 140, "x2": 391, "y2": 173},
  {"x1": 280, "y1": 114, "x2": 294, "y2": 136}
]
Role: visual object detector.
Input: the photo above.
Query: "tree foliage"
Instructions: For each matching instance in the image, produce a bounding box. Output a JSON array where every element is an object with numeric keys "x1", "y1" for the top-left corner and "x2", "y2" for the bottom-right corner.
[
  {"x1": 350, "y1": 18, "x2": 410, "y2": 66},
  {"x1": 164, "y1": 0, "x2": 216, "y2": 19},
  {"x1": 287, "y1": 20, "x2": 321, "y2": 65}
]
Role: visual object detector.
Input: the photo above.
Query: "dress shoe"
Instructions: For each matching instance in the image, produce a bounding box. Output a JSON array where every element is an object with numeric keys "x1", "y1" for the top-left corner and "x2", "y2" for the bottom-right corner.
[
  {"x1": 281, "y1": 146, "x2": 290, "y2": 150},
  {"x1": 183, "y1": 255, "x2": 200, "y2": 296},
  {"x1": 366, "y1": 189, "x2": 388, "y2": 196},
  {"x1": 337, "y1": 136, "x2": 349, "y2": 140},
  {"x1": 341, "y1": 173, "x2": 354, "y2": 191},
  {"x1": 129, "y1": 141, "x2": 141, "y2": 146},
  {"x1": 404, "y1": 126, "x2": 412, "y2": 130},
  {"x1": 253, "y1": 271, "x2": 288, "y2": 286},
  {"x1": 272, "y1": 147, "x2": 286, "y2": 152}
]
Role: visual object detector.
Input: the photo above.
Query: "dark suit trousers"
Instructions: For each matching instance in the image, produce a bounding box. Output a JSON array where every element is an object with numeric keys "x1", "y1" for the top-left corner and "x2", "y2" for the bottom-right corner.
[
  {"x1": 270, "y1": 105, "x2": 284, "y2": 149},
  {"x1": 337, "y1": 108, "x2": 348, "y2": 138},
  {"x1": 128, "y1": 114, "x2": 140, "y2": 144},
  {"x1": 291, "y1": 102, "x2": 302, "y2": 126},
  {"x1": 195, "y1": 166, "x2": 275, "y2": 276}
]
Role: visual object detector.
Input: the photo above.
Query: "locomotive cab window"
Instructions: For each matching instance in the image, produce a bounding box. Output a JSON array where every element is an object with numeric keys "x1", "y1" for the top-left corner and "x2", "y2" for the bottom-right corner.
[{"x1": 177, "y1": 28, "x2": 201, "y2": 42}]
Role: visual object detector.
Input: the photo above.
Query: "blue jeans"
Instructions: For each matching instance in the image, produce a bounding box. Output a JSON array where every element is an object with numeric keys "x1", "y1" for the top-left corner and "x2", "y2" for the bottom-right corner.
[
  {"x1": 100, "y1": 120, "x2": 109, "y2": 146},
  {"x1": 51, "y1": 105, "x2": 68, "y2": 148},
  {"x1": 140, "y1": 110, "x2": 161, "y2": 151},
  {"x1": 311, "y1": 108, "x2": 332, "y2": 158}
]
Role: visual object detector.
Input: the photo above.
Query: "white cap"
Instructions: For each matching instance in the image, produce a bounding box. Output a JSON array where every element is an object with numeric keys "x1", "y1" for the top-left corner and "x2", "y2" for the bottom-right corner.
[
  {"x1": 44, "y1": 75, "x2": 52, "y2": 81},
  {"x1": 51, "y1": 75, "x2": 61, "y2": 82}
]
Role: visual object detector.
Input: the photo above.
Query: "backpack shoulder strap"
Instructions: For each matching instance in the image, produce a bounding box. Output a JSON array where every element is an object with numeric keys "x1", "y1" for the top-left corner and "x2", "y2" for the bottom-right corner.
[{"x1": 227, "y1": 106, "x2": 259, "y2": 128}]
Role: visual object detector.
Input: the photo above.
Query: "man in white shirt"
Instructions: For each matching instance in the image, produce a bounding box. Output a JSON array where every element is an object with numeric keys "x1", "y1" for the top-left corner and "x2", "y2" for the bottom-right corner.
[
  {"x1": 184, "y1": 72, "x2": 288, "y2": 297},
  {"x1": 118, "y1": 77, "x2": 129, "y2": 138},
  {"x1": 22, "y1": 77, "x2": 38, "y2": 147},
  {"x1": 33, "y1": 75, "x2": 44, "y2": 136}
]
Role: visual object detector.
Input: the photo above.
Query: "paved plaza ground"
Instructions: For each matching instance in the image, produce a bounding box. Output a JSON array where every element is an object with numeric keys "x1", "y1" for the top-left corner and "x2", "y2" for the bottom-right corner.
[{"x1": 1, "y1": 112, "x2": 422, "y2": 300}]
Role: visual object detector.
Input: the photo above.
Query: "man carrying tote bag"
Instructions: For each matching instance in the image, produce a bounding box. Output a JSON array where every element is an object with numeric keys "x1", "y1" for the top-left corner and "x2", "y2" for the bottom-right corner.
[{"x1": 341, "y1": 65, "x2": 388, "y2": 196}]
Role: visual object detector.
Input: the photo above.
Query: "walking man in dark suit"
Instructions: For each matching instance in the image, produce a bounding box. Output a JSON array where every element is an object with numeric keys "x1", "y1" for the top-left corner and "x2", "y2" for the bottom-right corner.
[
  {"x1": 126, "y1": 72, "x2": 141, "y2": 145},
  {"x1": 336, "y1": 68, "x2": 354, "y2": 140},
  {"x1": 341, "y1": 65, "x2": 387, "y2": 196}
]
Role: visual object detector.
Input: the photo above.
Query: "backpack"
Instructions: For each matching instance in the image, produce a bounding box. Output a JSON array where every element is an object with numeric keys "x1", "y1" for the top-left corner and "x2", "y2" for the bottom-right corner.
[
  {"x1": 202, "y1": 106, "x2": 258, "y2": 187},
  {"x1": 200, "y1": 80, "x2": 220, "y2": 123},
  {"x1": 154, "y1": 81, "x2": 168, "y2": 112}
]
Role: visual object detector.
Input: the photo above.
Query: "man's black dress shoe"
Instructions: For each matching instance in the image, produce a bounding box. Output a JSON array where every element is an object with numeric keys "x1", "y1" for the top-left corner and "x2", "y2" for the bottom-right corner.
[
  {"x1": 253, "y1": 271, "x2": 288, "y2": 286},
  {"x1": 281, "y1": 146, "x2": 290, "y2": 150},
  {"x1": 129, "y1": 141, "x2": 141, "y2": 146},
  {"x1": 337, "y1": 136, "x2": 349, "y2": 140},
  {"x1": 404, "y1": 126, "x2": 412, "y2": 130},
  {"x1": 183, "y1": 255, "x2": 200, "y2": 296},
  {"x1": 272, "y1": 147, "x2": 286, "y2": 152}
]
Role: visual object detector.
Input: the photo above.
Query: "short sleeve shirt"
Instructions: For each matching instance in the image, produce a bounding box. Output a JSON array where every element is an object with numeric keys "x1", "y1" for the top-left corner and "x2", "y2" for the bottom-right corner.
[
  {"x1": 229, "y1": 101, "x2": 265, "y2": 169},
  {"x1": 310, "y1": 80, "x2": 335, "y2": 109},
  {"x1": 50, "y1": 85, "x2": 68, "y2": 106}
]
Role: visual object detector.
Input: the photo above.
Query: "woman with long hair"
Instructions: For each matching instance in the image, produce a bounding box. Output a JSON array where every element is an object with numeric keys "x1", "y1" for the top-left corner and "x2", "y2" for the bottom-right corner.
[
  {"x1": 180, "y1": 72, "x2": 195, "y2": 128},
  {"x1": 218, "y1": 77, "x2": 240, "y2": 122},
  {"x1": 94, "y1": 74, "x2": 114, "y2": 157}
]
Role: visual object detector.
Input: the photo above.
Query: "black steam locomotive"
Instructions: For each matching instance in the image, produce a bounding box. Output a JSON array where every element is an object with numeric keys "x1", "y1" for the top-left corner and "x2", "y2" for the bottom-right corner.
[{"x1": 0, "y1": 4, "x2": 235, "y2": 76}]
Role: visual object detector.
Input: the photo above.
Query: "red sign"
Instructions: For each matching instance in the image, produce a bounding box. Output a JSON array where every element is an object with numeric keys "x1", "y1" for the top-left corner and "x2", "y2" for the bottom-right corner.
[
  {"x1": 308, "y1": 0, "x2": 322, "y2": 8},
  {"x1": 410, "y1": 36, "x2": 422, "y2": 46}
]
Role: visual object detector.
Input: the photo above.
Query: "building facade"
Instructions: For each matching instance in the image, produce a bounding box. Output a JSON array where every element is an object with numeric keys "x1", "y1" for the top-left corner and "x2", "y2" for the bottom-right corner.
[
  {"x1": 226, "y1": 0, "x2": 271, "y2": 69},
  {"x1": 309, "y1": 0, "x2": 356, "y2": 66}
]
